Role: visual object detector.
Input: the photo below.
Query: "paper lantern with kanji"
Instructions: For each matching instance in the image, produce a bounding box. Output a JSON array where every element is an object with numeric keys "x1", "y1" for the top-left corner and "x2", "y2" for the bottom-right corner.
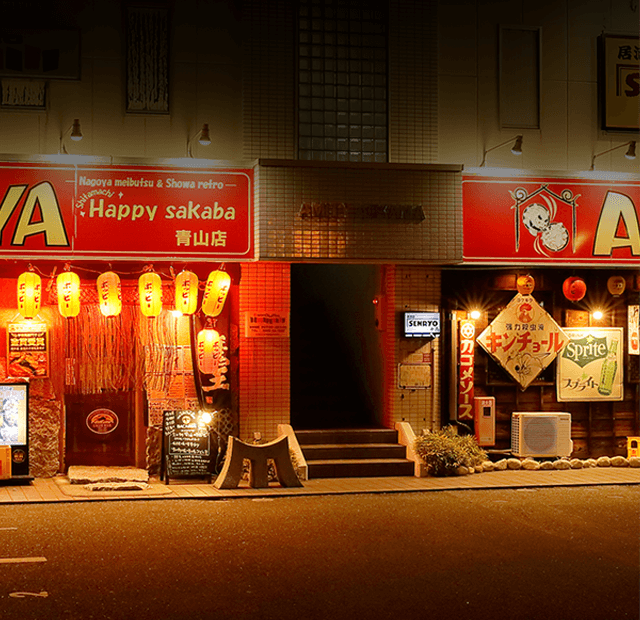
[
  {"x1": 97, "y1": 271, "x2": 122, "y2": 317},
  {"x1": 562, "y1": 276, "x2": 586, "y2": 301},
  {"x1": 607, "y1": 275, "x2": 626, "y2": 296},
  {"x1": 56, "y1": 270, "x2": 81, "y2": 318},
  {"x1": 202, "y1": 270, "x2": 231, "y2": 317},
  {"x1": 139, "y1": 272, "x2": 163, "y2": 318},
  {"x1": 174, "y1": 270, "x2": 198, "y2": 315},
  {"x1": 516, "y1": 274, "x2": 535, "y2": 295},
  {"x1": 196, "y1": 325, "x2": 228, "y2": 378},
  {"x1": 17, "y1": 271, "x2": 42, "y2": 319}
]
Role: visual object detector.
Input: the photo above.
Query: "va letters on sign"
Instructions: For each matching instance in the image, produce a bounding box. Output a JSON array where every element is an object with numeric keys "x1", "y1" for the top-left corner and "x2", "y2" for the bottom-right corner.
[
  {"x1": 463, "y1": 178, "x2": 640, "y2": 263},
  {"x1": 0, "y1": 164, "x2": 253, "y2": 259}
]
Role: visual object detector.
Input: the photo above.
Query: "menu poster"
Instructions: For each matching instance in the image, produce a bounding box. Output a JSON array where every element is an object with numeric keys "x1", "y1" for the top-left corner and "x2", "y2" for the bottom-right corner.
[
  {"x1": 162, "y1": 410, "x2": 212, "y2": 482},
  {"x1": 7, "y1": 321, "x2": 48, "y2": 378}
]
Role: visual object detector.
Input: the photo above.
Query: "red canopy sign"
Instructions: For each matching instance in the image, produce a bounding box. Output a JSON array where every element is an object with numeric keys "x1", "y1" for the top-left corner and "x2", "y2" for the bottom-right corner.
[
  {"x1": 0, "y1": 161, "x2": 254, "y2": 261},
  {"x1": 463, "y1": 174, "x2": 640, "y2": 264}
]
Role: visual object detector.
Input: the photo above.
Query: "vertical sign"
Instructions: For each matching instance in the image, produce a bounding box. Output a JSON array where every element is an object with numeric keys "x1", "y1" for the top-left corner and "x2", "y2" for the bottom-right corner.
[
  {"x1": 629, "y1": 305, "x2": 639, "y2": 356},
  {"x1": 7, "y1": 322, "x2": 48, "y2": 378},
  {"x1": 458, "y1": 320, "x2": 475, "y2": 420}
]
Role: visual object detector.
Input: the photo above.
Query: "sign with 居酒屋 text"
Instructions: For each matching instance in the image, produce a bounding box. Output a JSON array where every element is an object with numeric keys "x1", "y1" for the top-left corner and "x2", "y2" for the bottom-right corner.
[
  {"x1": 557, "y1": 328, "x2": 624, "y2": 401},
  {"x1": 476, "y1": 294, "x2": 568, "y2": 389},
  {"x1": 0, "y1": 162, "x2": 253, "y2": 261},
  {"x1": 463, "y1": 176, "x2": 640, "y2": 265}
]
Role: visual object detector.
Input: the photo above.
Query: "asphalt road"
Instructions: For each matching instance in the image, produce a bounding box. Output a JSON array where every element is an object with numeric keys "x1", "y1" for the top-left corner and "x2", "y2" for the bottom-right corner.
[{"x1": 0, "y1": 486, "x2": 638, "y2": 620}]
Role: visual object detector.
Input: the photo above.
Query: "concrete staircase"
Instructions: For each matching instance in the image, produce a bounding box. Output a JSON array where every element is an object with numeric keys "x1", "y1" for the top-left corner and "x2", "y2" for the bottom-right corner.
[{"x1": 295, "y1": 428, "x2": 414, "y2": 479}]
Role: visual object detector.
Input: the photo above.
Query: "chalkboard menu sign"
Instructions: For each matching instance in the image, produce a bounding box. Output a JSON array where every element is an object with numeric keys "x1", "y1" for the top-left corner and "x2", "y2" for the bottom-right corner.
[{"x1": 163, "y1": 410, "x2": 212, "y2": 483}]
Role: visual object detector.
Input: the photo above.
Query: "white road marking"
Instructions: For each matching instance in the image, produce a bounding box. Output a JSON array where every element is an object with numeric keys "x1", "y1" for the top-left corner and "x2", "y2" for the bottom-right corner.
[
  {"x1": 9, "y1": 591, "x2": 49, "y2": 598},
  {"x1": 0, "y1": 557, "x2": 47, "y2": 564},
  {"x1": 0, "y1": 527, "x2": 18, "y2": 531}
]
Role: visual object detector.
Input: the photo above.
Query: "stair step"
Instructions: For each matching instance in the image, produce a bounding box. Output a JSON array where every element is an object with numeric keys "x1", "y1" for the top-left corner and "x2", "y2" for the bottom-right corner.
[
  {"x1": 296, "y1": 428, "x2": 399, "y2": 445},
  {"x1": 307, "y1": 458, "x2": 415, "y2": 479},
  {"x1": 302, "y1": 443, "x2": 407, "y2": 460}
]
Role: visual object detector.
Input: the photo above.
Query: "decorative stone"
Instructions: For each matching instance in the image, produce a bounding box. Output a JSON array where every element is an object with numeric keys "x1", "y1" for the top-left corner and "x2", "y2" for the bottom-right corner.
[
  {"x1": 553, "y1": 459, "x2": 571, "y2": 470},
  {"x1": 597, "y1": 456, "x2": 611, "y2": 467},
  {"x1": 611, "y1": 456, "x2": 629, "y2": 467},
  {"x1": 629, "y1": 457, "x2": 640, "y2": 468},
  {"x1": 455, "y1": 466, "x2": 469, "y2": 476},
  {"x1": 482, "y1": 461, "x2": 495, "y2": 472},
  {"x1": 521, "y1": 459, "x2": 539, "y2": 470},
  {"x1": 570, "y1": 459, "x2": 584, "y2": 469},
  {"x1": 507, "y1": 458, "x2": 522, "y2": 470},
  {"x1": 584, "y1": 459, "x2": 598, "y2": 468},
  {"x1": 474, "y1": 465, "x2": 483, "y2": 474},
  {"x1": 539, "y1": 461, "x2": 554, "y2": 470},
  {"x1": 494, "y1": 459, "x2": 507, "y2": 471}
]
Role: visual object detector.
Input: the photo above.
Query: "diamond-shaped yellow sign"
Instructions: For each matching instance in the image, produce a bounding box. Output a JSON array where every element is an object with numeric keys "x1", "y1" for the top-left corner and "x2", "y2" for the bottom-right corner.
[{"x1": 477, "y1": 293, "x2": 569, "y2": 389}]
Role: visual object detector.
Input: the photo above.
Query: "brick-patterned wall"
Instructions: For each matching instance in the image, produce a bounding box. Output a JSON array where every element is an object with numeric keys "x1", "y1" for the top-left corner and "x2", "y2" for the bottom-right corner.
[
  {"x1": 389, "y1": 0, "x2": 438, "y2": 164},
  {"x1": 238, "y1": 262, "x2": 291, "y2": 440},
  {"x1": 383, "y1": 265, "x2": 442, "y2": 432},
  {"x1": 256, "y1": 161, "x2": 462, "y2": 262},
  {"x1": 242, "y1": 0, "x2": 296, "y2": 160}
]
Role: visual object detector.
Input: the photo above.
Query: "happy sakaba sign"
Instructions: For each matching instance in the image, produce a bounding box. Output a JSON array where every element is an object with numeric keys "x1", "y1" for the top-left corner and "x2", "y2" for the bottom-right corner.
[{"x1": 476, "y1": 293, "x2": 569, "y2": 389}]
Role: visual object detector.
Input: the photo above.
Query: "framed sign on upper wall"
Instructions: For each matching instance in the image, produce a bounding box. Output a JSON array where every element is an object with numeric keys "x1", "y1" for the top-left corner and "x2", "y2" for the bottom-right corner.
[{"x1": 599, "y1": 33, "x2": 639, "y2": 132}]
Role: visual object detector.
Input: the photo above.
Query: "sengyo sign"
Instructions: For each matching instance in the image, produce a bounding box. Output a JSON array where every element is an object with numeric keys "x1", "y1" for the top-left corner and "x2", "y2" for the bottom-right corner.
[
  {"x1": 0, "y1": 161, "x2": 253, "y2": 261},
  {"x1": 463, "y1": 175, "x2": 640, "y2": 264}
]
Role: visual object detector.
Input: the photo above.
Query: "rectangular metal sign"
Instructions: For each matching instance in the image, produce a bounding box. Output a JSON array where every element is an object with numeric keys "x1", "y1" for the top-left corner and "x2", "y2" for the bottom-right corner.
[{"x1": 0, "y1": 161, "x2": 254, "y2": 261}]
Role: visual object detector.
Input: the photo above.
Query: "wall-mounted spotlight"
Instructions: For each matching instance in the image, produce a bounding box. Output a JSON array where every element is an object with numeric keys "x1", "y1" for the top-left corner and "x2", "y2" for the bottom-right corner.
[
  {"x1": 590, "y1": 140, "x2": 636, "y2": 170},
  {"x1": 469, "y1": 310, "x2": 481, "y2": 320},
  {"x1": 480, "y1": 135, "x2": 523, "y2": 167},
  {"x1": 187, "y1": 123, "x2": 212, "y2": 157},
  {"x1": 59, "y1": 118, "x2": 83, "y2": 154}
]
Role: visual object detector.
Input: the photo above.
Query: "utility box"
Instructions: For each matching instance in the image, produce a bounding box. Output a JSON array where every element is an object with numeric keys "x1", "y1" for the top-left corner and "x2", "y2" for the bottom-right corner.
[
  {"x1": 474, "y1": 397, "x2": 495, "y2": 446},
  {"x1": 627, "y1": 437, "x2": 640, "y2": 458},
  {"x1": 0, "y1": 445, "x2": 11, "y2": 479}
]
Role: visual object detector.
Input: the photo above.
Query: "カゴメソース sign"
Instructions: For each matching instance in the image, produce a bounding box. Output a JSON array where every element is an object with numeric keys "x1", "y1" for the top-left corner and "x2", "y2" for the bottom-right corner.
[
  {"x1": 463, "y1": 175, "x2": 640, "y2": 264},
  {"x1": 0, "y1": 162, "x2": 253, "y2": 260}
]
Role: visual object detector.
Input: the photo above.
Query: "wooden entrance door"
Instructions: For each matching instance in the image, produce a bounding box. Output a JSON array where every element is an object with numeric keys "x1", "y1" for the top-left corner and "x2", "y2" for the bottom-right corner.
[{"x1": 65, "y1": 392, "x2": 135, "y2": 467}]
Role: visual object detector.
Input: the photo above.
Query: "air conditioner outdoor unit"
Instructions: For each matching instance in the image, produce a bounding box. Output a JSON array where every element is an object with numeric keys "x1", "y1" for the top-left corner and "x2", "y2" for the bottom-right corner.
[{"x1": 511, "y1": 413, "x2": 573, "y2": 458}]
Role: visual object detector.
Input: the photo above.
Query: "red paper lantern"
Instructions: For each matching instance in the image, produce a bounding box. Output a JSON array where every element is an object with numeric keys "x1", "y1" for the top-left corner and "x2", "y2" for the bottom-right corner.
[
  {"x1": 516, "y1": 274, "x2": 535, "y2": 295},
  {"x1": 607, "y1": 275, "x2": 626, "y2": 296},
  {"x1": 562, "y1": 276, "x2": 586, "y2": 301}
]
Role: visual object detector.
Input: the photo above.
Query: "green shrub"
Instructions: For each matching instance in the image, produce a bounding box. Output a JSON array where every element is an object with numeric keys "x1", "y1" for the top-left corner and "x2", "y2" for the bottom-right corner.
[{"x1": 414, "y1": 426, "x2": 488, "y2": 477}]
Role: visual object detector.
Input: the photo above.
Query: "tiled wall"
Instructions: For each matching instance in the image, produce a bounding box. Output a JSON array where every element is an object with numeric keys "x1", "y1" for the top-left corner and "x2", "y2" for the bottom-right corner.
[
  {"x1": 256, "y1": 161, "x2": 463, "y2": 262},
  {"x1": 382, "y1": 265, "x2": 442, "y2": 432},
  {"x1": 238, "y1": 262, "x2": 291, "y2": 440}
]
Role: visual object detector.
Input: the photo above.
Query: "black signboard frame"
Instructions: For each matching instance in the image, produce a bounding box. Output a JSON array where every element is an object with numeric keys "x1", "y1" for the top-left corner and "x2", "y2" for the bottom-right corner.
[
  {"x1": 162, "y1": 410, "x2": 213, "y2": 484},
  {"x1": 0, "y1": 382, "x2": 31, "y2": 484}
]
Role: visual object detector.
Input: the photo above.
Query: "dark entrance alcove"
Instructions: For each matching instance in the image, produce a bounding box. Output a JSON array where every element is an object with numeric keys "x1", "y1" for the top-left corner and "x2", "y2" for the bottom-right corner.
[{"x1": 290, "y1": 264, "x2": 382, "y2": 429}]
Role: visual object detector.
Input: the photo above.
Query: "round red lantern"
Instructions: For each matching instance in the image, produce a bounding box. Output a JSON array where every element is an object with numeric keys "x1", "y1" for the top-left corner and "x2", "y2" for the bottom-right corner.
[
  {"x1": 562, "y1": 276, "x2": 587, "y2": 301},
  {"x1": 607, "y1": 275, "x2": 626, "y2": 296},
  {"x1": 516, "y1": 274, "x2": 535, "y2": 295}
]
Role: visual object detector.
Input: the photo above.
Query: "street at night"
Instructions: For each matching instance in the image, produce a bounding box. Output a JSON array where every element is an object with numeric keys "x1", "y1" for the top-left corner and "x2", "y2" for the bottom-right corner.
[{"x1": 1, "y1": 486, "x2": 638, "y2": 620}]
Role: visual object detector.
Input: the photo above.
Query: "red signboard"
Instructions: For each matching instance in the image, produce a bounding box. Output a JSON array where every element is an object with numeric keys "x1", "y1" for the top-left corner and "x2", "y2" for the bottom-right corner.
[
  {"x1": 463, "y1": 174, "x2": 640, "y2": 264},
  {"x1": 457, "y1": 320, "x2": 475, "y2": 420},
  {"x1": 0, "y1": 161, "x2": 253, "y2": 261}
]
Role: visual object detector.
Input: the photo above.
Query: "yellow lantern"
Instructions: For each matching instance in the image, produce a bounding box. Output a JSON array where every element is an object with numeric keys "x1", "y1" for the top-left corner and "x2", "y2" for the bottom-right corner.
[
  {"x1": 96, "y1": 271, "x2": 122, "y2": 317},
  {"x1": 56, "y1": 270, "x2": 81, "y2": 318},
  {"x1": 174, "y1": 270, "x2": 198, "y2": 315},
  {"x1": 139, "y1": 271, "x2": 163, "y2": 318},
  {"x1": 202, "y1": 270, "x2": 231, "y2": 317},
  {"x1": 17, "y1": 270, "x2": 42, "y2": 319},
  {"x1": 196, "y1": 322, "x2": 228, "y2": 384}
]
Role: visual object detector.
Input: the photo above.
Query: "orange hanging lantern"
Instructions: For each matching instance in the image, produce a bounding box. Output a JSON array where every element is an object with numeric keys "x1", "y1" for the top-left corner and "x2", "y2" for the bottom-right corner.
[
  {"x1": 174, "y1": 270, "x2": 198, "y2": 315},
  {"x1": 202, "y1": 269, "x2": 231, "y2": 317},
  {"x1": 97, "y1": 271, "x2": 122, "y2": 317},
  {"x1": 562, "y1": 276, "x2": 587, "y2": 301},
  {"x1": 196, "y1": 320, "x2": 229, "y2": 386},
  {"x1": 139, "y1": 271, "x2": 163, "y2": 318},
  {"x1": 56, "y1": 269, "x2": 81, "y2": 318},
  {"x1": 516, "y1": 274, "x2": 535, "y2": 295},
  {"x1": 17, "y1": 270, "x2": 42, "y2": 319}
]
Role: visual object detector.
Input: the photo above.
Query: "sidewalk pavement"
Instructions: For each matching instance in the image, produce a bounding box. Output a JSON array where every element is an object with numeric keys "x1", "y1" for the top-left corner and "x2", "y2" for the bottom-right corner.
[{"x1": 1, "y1": 467, "x2": 639, "y2": 504}]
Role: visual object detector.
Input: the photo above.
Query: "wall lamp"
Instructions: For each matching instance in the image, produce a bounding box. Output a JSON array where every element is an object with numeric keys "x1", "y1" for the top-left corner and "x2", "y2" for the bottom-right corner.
[
  {"x1": 480, "y1": 135, "x2": 523, "y2": 167},
  {"x1": 590, "y1": 140, "x2": 636, "y2": 170},
  {"x1": 59, "y1": 118, "x2": 83, "y2": 154},
  {"x1": 187, "y1": 123, "x2": 211, "y2": 157}
]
